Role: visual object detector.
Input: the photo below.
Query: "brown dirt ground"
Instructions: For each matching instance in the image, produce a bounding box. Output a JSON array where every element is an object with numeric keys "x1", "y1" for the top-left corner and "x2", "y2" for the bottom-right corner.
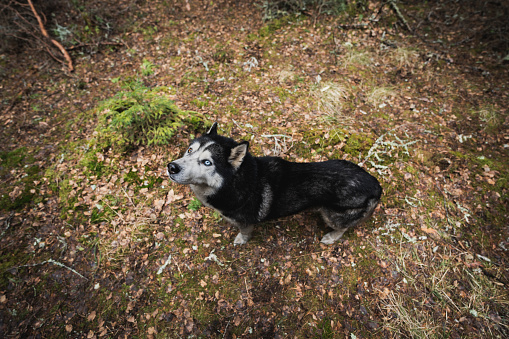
[{"x1": 0, "y1": 1, "x2": 508, "y2": 338}]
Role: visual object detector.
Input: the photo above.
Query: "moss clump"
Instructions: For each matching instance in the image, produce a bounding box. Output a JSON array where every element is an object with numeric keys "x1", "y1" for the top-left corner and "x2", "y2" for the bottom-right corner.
[
  {"x1": 0, "y1": 148, "x2": 42, "y2": 211},
  {"x1": 301, "y1": 127, "x2": 348, "y2": 153},
  {"x1": 0, "y1": 147, "x2": 26, "y2": 168},
  {"x1": 259, "y1": 18, "x2": 284, "y2": 37},
  {"x1": 0, "y1": 249, "x2": 31, "y2": 289},
  {"x1": 343, "y1": 133, "x2": 373, "y2": 155},
  {"x1": 212, "y1": 45, "x2": 234, "y2": 63}
]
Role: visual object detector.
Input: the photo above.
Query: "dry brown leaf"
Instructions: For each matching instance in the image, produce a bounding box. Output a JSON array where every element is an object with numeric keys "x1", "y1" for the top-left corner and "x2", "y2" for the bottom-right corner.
[
  {"x1": 421, "y1": 226, "x2": 438, "y2": 235},
  {"x1": 166, "y1": 189, "x2": 184, "y2": 204},
  {"x1": 154, "y1": 199, "x2": 165, "y2": 211}
]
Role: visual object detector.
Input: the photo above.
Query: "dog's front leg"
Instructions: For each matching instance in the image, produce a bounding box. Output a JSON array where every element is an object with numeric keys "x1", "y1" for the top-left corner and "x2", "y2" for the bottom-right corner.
[{"x1": 234, "y1": 225, "x2": 254, "y2": 245}]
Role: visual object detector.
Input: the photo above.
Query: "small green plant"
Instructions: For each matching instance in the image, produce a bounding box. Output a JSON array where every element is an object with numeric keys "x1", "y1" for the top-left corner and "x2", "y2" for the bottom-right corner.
[
  {"x1": 95, "y1": 81, "x2": 205, "y2": 150},
  {"x1": 188, "y1": 198, "x2": 202, "y2": 211},
  {"x1": 52, "y1": 23, "x2": 73, "y2": 43},
  {"x1": 141, "y1": 59, "x2": 156, "y2": 76}
]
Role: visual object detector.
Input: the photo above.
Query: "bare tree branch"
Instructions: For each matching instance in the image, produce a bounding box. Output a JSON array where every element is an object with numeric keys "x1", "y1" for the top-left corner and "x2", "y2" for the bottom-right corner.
[{"x1": 27, "y1": 0, "x2": 73, "y2": 71}]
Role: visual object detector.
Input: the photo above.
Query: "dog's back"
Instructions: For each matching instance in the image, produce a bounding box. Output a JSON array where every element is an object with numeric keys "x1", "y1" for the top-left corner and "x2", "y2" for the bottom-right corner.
[{"x1": 256, "y1": 158, "x2": 382, "y2": 220}]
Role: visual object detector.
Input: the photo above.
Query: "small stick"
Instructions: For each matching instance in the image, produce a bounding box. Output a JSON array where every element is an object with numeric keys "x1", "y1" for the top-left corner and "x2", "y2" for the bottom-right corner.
[
  {"x1": 11, "y1": 259, "x2": 87, "y2": 280},
  {"x1": 244, "y1": 276, "x2": 251, "y2": 299},
  {"x1": 122, "y1": 186, "x2": 135, "y2": 207},
  {"x1": 0, "y1": 214, "x2": 14, "y2": 241}
]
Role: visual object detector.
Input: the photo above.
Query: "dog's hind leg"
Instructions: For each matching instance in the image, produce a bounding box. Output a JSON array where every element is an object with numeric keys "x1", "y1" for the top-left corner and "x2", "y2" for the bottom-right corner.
[
  {"x1": 320, "y1": 199, "x2": 379, "y2": 245},
  {"x1": 319, "y1": 209, "x2": 351, "y2": 245},
  {"x1": 320, "y1": 225, "x2": 350, "y2": 244},
  {"x1": 234, "y1": 225, "x2": 254, "y2": 246}
]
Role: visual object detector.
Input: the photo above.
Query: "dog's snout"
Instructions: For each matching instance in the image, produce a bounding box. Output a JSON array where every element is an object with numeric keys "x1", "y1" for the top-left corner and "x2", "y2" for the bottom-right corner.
[{"x1": 168, "y1": 162, "x2": 181, "y2": 175}]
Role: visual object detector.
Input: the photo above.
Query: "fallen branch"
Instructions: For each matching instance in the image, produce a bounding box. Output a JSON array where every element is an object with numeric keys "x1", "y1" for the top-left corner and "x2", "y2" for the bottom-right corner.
[
  {"x1": 388, "y1": 0, "x2": 412, "y2": 32},
  {"x1": 157, "y1": 254, "x2": 172, "y2": 275},
  {"x1": 27, "y1": 0, "x2": 73, "y2": 71}
]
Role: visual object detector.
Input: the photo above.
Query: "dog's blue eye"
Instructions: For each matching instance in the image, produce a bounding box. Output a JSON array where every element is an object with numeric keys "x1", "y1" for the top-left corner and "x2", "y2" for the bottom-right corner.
[
  {"x1": 187, "y1": 147, "x2": 193, "y2": 153},
  {"x1": 202, "y1": 160, "x2": 212, "y2": 166}
]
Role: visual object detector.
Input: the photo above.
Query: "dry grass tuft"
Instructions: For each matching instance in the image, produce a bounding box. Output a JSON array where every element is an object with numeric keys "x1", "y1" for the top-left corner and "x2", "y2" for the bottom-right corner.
[
  {"x1": 388, "y1": 47, "x2": 420, "y2": 69},
  {"x1": 311, "y1": 82, "x2": 352, "y2": 124},
  {"x1": 341, "y1": 46, "x2": 373, "y2": 69},
  {"x1": 365, "y1": 86, "x2": 397, "y2": 107},
  {"x1": 477, "y1": 105, "x2": 501, "y2": 130},
  {"x1": 374, "y1": 239, "x2": 509, "y2": 338},
  {"x1": 380, "y1": 290, "x2": 438, "y2": 338},
  {"x1": 277, "y1": 69, "x2": 295, "y2": 83}
]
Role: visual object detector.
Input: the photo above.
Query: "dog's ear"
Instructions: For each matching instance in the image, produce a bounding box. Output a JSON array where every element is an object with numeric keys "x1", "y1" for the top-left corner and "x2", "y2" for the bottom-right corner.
[
  {"x1": 207, "y1": 122, "x2": 218, "y2": 136},
  {"x1": 229, "y1": 141, "x2": 249, "y2": 170}
]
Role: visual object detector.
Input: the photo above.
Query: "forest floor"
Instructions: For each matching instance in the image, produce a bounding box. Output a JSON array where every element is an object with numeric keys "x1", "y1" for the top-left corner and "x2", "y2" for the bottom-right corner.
[{"x1": 0, "y1": 0, "x2": 508, "y2": 338}]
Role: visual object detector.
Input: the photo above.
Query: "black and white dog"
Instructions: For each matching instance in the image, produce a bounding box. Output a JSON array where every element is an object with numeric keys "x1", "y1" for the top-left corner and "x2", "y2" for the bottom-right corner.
[{"x1": 167, "y1": 123, "x2": 382, "y2": 245}]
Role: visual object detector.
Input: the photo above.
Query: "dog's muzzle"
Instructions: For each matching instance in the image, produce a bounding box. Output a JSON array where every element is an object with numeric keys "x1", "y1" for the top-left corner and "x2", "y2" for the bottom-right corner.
[{"x1": 168, "y1": 162, "x2": 181, "y2": 175}]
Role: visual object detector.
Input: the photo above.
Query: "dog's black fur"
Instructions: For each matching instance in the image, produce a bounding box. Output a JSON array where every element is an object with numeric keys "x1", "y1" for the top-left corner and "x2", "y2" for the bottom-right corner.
[{"x1": 168, "y1": 123, "x2": 382, "y2": 244}]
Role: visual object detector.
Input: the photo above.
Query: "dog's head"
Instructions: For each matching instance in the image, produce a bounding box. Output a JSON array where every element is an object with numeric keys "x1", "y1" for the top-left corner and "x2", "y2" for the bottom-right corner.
[{"x1": 167, "y1": 123, "x2": 249, "y2": 189}]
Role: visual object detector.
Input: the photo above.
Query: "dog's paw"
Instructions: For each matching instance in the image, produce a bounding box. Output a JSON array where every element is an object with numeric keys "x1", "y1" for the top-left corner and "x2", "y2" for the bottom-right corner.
[
  {"x1": 320, "y1": 233, "x2": 338, "y2": 245},
  {"x1": 234, "y1": 232, "x2": 250, "y2": 246}
]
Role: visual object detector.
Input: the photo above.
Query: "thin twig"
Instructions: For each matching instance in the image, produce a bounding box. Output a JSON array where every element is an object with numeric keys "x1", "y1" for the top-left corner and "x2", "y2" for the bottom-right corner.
[
  {"x1": 338, "y1": 23, "x2": 370, "y2": 30},
  {"x1": 244, "y1": 276, "x2": 251, "y2": 299},
  {"x1": 122, "y1": 186, "x2": 135, "y2": 207},
  {"x1": 222, "y1": 318, "x2": 231, "y2": 339},
  {"x1": 435, "y1": 181, "x2": 453, "y2": 232},
  {"x1": 388, "y1": 0, "x2": 412, "y2": 32},
  {"x1": 11, "y1": 259, "x2": 87, "y2": 280},
  {"x1": 27, "y1": 0, "x2": 73, "y2": 71},
  {"x1": 0, "y1": 214, "x2": 15, "y2": 241}
]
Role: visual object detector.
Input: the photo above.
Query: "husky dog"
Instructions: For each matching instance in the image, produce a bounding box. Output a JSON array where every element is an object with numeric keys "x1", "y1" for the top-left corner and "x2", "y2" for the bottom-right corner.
[{"x1": 167, "y1": 123, "x2": 382, "y2": 245}]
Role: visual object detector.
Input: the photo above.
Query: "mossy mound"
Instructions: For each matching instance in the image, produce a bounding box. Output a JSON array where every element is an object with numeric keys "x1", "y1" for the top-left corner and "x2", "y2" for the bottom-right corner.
[{"x1": 96, "y1": 81, "x2": 206, "y2": 151}]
